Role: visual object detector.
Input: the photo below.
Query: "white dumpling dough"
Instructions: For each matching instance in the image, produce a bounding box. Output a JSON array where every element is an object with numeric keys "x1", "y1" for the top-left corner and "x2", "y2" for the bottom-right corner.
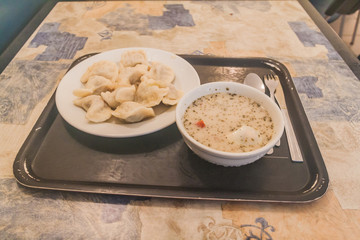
[
  {"x1": 100, "y1": 91, "x2": 119, "y2": 109},
  {"x1": 85, "y1": 75, "x2": 115, "y2": 94},
  {"x1": 80, "y1": 60, "x2": 118, "y2": 83},
  {"x1": 162, "y1": 84, "x2": 183, "y2": 105},
  {"x1": 141, "y1": 62, "x2": 175, "y2": 84},
  {"x1": 73, "y1": 95, "x2": 112, "y2": 123},
  {"x1": 101, "y1": 85, "x2": 136, "y2": 109},
  {"x1": 135, "y1": 79, "x2": 169, "y2": 107},
  {"x1": 112, "y1": 101, "x2": 155, "y2": 123},
  {"x1": 120, "y1": 50, "x2": 148, "y2": 67},
  {"x1": 72, "y1": 88, "x2": 93, "y2": 98},
  {"x1": 115, "y1": 85, "x2": 136, "y2": 103},
  {"x1": 73, "y1": 75, "x2": 115, "y2": 97},
  {"x1": 117, "y1": 64, "x2": 149, "y2": 86}
]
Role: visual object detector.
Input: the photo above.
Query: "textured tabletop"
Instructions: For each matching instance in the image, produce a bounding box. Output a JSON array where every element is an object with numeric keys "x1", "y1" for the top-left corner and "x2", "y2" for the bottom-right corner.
[{"x1": 0, "y1": 1, "x2": 359, "y2": 239}]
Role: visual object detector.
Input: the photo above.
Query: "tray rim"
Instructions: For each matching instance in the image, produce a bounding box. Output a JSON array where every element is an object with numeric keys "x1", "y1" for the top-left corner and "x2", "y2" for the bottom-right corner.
[{"x1": 13, "y1": 54, "x2": 329, "y2": 203}]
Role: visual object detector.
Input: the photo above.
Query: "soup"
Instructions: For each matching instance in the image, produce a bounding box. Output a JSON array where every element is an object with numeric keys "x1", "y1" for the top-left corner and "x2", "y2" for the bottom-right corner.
[{"x1": 183, "y1": 92, "x2": 274, "y2": 153}]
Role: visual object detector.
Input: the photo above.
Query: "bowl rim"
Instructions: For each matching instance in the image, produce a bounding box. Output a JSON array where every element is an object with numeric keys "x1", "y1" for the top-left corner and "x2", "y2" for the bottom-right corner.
[{"x1": 175, "y1": 81, "x2": 284, "y2": 159}]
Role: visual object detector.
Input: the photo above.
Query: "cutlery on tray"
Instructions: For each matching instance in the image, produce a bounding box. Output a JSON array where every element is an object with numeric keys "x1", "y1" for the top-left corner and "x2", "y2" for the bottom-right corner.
[{"x1": 264, "y1": 74, "x2": 303, "y2": 162}]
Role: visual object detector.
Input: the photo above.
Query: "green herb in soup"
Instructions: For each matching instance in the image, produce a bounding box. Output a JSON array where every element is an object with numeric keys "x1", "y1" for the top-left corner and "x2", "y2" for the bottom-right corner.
[{"x1": 183, "y1": 92, "x2": 274, "y2": 153}]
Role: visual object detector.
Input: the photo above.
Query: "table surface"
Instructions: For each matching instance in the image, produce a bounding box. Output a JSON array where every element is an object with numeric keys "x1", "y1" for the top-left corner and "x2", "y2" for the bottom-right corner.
[{"x1": 1, "y1": 0, "x2": 360, "y2": 239}]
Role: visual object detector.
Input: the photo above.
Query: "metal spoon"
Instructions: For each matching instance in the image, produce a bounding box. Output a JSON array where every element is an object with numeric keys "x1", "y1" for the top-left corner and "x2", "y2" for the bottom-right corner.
[{"x1": 243, "y1": 73, "x2": 275, "y2": 154}]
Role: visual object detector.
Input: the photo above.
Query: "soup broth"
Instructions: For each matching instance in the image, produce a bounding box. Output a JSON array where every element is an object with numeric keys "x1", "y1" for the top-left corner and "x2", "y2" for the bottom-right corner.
[{"x1": 183, "y1": 92, "x2": 274, "y2": 153}]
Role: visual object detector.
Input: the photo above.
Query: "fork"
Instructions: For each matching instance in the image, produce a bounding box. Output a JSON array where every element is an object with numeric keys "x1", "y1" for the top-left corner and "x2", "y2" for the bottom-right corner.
[
  {"x1": 264, "y1": 74, "x2": 303, "y2": 162},
  {"x1": 264, "y1": 74, "x2": 280, "y2": 147}
]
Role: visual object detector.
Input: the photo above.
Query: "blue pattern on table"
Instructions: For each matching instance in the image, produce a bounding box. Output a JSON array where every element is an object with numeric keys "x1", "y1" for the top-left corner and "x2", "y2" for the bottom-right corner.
[
  {"x1": 293, "y1": 76, "x2": 323, "y2": 98},
  {"x1": 98, "y1": 4, "x2": 195, "y2": 35},
  {"x1": 28, "y1": 22, "x2": 87, "y2": 61},
  {"x1": 0, "y1": 60, "x2": 69, "y2": 124},
  {"x1": 288, "y1": 21, "x2": 342, "y2": 61},
  {"x1": 98, "y1": 29, "x2": 113, "y2": 41},
  {"x1": 291, "y1": 60, "x2": 360, "y2": 122},
  {"x1": 148, "y1": 4, "x2": 195, "y2": 30},
  {"x1": 98, "y1": 6, "x2": 150, "y2": 34},
  {"x1": 0, "y1": 178, "x2": 145, "y2": 239}
]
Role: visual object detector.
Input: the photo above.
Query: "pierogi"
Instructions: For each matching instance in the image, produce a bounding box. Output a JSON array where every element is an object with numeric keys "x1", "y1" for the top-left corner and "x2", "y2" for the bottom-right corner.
[{"x1": 73, "y1": 49, "x2": 183, "y2": 123}]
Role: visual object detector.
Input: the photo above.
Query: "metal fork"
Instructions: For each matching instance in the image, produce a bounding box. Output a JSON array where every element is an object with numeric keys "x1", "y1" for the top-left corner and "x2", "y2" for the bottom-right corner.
[
  {"x1": 264, "y1": 74, "x2": 280, "y2": 147},
  {"x1": 264, "y1": 74, "x2": 303, "y2": 162}
]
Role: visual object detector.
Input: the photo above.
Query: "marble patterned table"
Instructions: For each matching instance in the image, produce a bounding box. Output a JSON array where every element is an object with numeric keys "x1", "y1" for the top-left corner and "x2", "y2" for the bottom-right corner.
[{"x1": 1, "y1": 1, "x2": 360, "y2": 239}]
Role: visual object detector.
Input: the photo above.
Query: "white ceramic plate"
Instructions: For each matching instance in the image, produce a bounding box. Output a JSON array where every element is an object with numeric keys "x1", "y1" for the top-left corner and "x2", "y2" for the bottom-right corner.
[{"x1": 55, "y1": 48, "x2": 200, "y2": 138}]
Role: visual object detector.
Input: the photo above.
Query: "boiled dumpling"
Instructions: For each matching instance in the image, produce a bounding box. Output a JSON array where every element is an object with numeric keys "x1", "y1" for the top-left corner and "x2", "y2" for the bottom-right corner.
[
  {"x1": 73, "y1": 75, "x2": 115, "y2": 97},
  {"x1": 117, "y1": 64, "x2": 149, "y2": 86},
  {"x1": 74, "y1": 95, "x2": 97, "y2": 111},
  {"x1": 73, "y1": 95, "x2": 112, "y2": 122},
  {"x1": 117, "y1": 62, "x2": 125, "y2": 72},
  {"x1": 85, "y1": 75, "x2": 115, "y2": 94},
  {"x1": 112, "y1": 101, "x2": 155, "y2": 123},
  {"x1": 73, "y1": 88, "x2": 93, "y2": 98},
  {"x1": 72, "y1": 50, "x2": 181, "y2": 125},
  {"x1": 162, "y1": 84, "x2": 183, "y2": 105},
  {"x1": 120, "y1": 50, "x2": 148, "y2": 67},
  {"x1": 100, "y1": 90, "x2": 119, "y2": 109},
  {"x1": 80, "y1": 60, "x2": 118, "y2": 83},
  {"x1": 101, "y1": 85, "x2": 136, "y2": 109},
  {"x1": 135, "y1": 79, "x2": 169, "y2": 107},
  {"x1": 115, "y1": 85, "x2": 136, "y2": 103},
  {"x1": 141, "y1": 62, "x2": 175, "y2": 84}
]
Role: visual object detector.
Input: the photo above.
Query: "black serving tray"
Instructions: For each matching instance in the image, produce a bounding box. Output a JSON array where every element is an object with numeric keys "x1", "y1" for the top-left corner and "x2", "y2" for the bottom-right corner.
[{"x1": 13, "y1": 54, "x2": 329, "y2": 202}]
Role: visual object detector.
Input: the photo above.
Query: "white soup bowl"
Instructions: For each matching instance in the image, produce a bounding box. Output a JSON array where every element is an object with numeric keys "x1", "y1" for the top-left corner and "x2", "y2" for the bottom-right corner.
[{"x1": 175, "y1": 81, "x2": 284, "y2": 167}]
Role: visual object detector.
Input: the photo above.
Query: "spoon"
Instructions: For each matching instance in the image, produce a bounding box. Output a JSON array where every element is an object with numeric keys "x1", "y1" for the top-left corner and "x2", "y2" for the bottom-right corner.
[
  {"x1": 243, "y1": 73, "x2": 275, "y2": 154},
  {"x1": 244, "y1": 73, "x2": 266, "y2": 94}
]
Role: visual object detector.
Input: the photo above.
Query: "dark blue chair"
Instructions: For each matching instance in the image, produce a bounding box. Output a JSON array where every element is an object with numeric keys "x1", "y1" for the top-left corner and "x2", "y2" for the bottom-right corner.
[
  {"x1": 310, "y1": 0, "x2": 342, "y2": 23},
  {"x1": 324, "y1": 0, "x2": 360, "y2": 45}
]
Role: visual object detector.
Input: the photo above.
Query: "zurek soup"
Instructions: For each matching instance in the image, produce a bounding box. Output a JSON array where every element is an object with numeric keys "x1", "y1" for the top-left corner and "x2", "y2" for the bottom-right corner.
[{"x1": 183, "y1": 92, "x2": 274, "y2": 153}]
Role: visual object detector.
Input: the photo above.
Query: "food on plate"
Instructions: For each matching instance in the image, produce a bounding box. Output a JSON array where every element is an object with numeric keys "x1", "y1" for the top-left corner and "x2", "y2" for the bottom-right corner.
[
  {"x1": 73, "y1": 49, "x2": 183, "y2": 123},
  {"x1": 112, "y1": 101, "x2": 155, "y2": 123},
  {"x1": 141, "y1": 62, "x2": 175, "y2": 84},
  {"x1": 135, "y1": 79, "x2": 169, "y2": 107},
  {"x1": 162, "y1": 84, "x2": 184, "y2": 105},
  {"x1": 73, "y1": 95, "x2": 112, "y2": 123},
  {"x1": 120, "y1": 49, "x2": 148, "y2": 67},
  {"x1": 100, "y1": 90, "x2": 120, "y2": 109},
  {"x1": 73, "y1": 75, "x2": 115, "y2": 97},
  {"x1": 117, "y1": 64, "x2": 149, "y2": 86},
  {"x1": 80, "y1": 60, "x2": 118, "y2": 83},
  {"x1": 183, "y1": 92, "x2": 274, "y2": 153},
  {"x1": 114, "y1": 85, "x2": 136, "y2": 103},
  {"x1": 100, "y1": 85, "x2": 137, "y2": 109}
]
